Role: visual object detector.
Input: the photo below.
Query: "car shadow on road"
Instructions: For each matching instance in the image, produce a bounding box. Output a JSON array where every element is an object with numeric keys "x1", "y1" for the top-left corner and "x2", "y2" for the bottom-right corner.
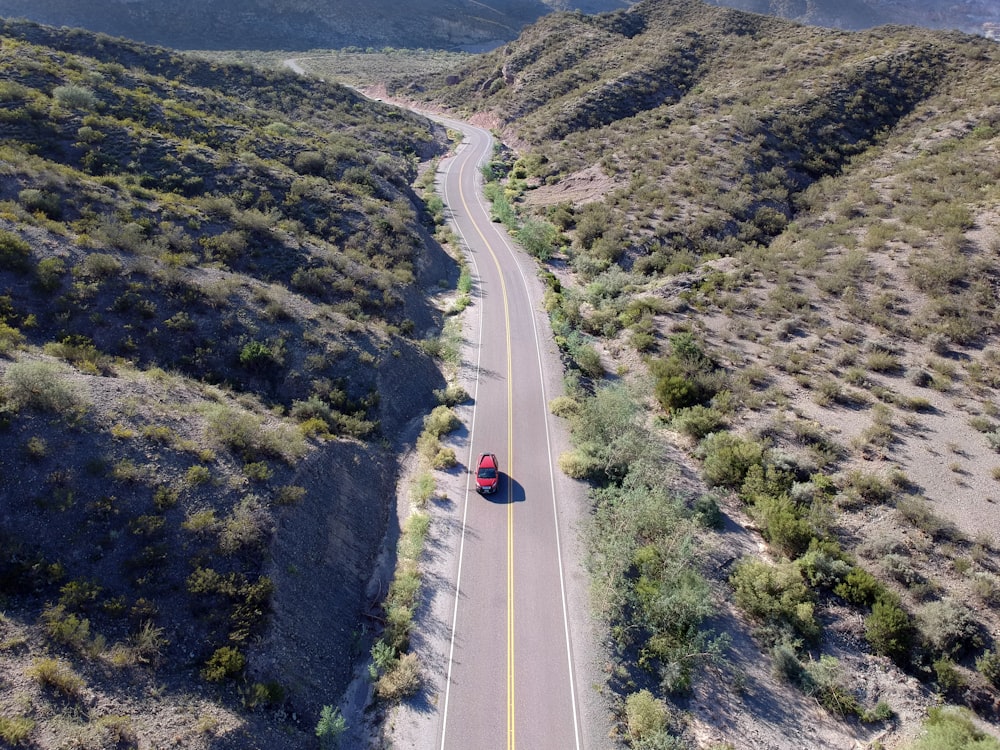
[{"x1": 481, "y1": 474, "x2": 525, "y2": 505}]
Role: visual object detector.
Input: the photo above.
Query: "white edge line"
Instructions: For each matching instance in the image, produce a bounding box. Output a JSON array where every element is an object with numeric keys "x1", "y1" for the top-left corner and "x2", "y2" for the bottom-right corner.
[{"x1": 437, "y1": 124, "x2": 489, "y2": 750}]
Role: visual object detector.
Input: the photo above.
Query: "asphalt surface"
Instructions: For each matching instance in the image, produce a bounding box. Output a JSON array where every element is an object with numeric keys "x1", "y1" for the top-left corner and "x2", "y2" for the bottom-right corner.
[{"x1": 431, "y1": 118, "x2": 587, "y2": 750}]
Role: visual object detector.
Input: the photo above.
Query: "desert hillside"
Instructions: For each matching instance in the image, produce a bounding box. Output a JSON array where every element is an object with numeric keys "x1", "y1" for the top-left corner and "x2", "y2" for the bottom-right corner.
[
  {"x1": 0, "y1": 19, "x2": 455, "y2": 748},
  {"x1": 381, "y1": 0, "x2": 1000, "y2": 746}
]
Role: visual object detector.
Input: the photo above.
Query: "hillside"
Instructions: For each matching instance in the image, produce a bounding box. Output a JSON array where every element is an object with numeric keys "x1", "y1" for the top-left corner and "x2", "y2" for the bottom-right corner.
[
  {"x1": 385, "y1": 0, "x2": 1000, "y2": 747},
  {"x1": 0, "y1": 19, "x2": 455, "y2": 749},
  {"x1": 0, "y1": 0, "x2": 629, "y2": 51},
  {"x1": 704, "y1": 0, "x2": 999, "y2": 36}
]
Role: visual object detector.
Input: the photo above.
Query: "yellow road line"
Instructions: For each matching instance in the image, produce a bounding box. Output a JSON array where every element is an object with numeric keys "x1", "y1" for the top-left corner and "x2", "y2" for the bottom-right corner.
[{"x1": 455, "y1": 140, "x2": 517, "y2": 750}]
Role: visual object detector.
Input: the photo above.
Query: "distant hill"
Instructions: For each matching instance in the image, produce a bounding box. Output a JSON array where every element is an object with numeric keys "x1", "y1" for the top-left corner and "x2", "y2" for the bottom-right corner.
[
  {"x1": 704, "y1": 0, "x2": 999, "y2": 35},
  {"x1": 0, "y1": 0, "x2": 629, "y2": 50},
  {"x1": 0, "y1": 0, "x2": 994, "y2": 53}
]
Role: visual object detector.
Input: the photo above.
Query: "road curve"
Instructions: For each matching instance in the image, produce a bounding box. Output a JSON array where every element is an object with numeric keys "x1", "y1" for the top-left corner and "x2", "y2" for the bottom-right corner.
[{"x1": 430, "y1": 117, "x2": 587, "y2": 750}]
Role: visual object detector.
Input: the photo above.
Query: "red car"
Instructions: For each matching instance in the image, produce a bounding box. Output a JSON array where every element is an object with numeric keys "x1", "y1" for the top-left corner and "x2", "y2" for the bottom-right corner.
[{"x1": 475, "y1": 452, "x2": 499, "y2": 494}]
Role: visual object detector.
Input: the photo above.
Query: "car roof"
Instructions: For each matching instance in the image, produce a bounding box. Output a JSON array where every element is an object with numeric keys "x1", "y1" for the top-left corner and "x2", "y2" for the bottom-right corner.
[{"x1": 478, "y1": 452, "x2": 497, "y2": 465}]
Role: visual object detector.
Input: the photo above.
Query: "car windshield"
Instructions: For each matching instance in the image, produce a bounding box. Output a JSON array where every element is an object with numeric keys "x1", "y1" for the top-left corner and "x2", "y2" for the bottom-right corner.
[{"x1": 477, "y1": 467, "x2": 497, "y2": 479}]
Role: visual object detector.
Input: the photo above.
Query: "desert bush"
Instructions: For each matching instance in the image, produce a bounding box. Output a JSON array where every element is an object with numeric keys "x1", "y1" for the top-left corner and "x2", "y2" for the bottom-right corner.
[
  {"x1": 424, "y1": 405, "x2": 460, "y2": 437},
  {"x1": 671, "y1": 405, "x2": 726, "y2": 440},
  {"x1": 796, "y1": 540, "x2": 851, "y2": 589},
  {"x1": 4, "y1": 361, "x2": 84, "y2": 415},
  {"x1": 41, "y1": 604, "x2": 103, "y2": 655},
  {"x1": 27, "y1": 656, "x2": 85, "y2": 698},
  {"x1": 698, "y1": 432, "x2": 765, "y2": 488},
  {"x1": 971, "y1": 573, "x2": 1000, "y2": 606},
  {"x1": 932, "y1": 657, "x2": 964, "y2": 694},
  {"x1": 692, "y1": 493, "x2": 723, "y2": 529},
  {"x1": 834, "y1": 566, "x2": 886, "y2": 607},
  {"x1": 865, "y1": 597, "x2": 915, "y2": 666},
  {"x1": 219, "y1": 495, "x2": 271, "y2": 555},
  {"x1": 549, "y1": 395, "x2": 580, "y2": 418},
  {"x1": 18, "y1": 188, "x2": 61, "y2": 219},
  {"x1": 730, "y1": 558, "x2": 819, "y2": 644},
  {"x1": 244, "y1": 461, "x2": 273, "y2": 482},
  {"x1": 918, "y1": 599, "x2": 983, "y2": 659},
  {"x1": 558, "y1": 449, "x2": 601, "y2": 480},
  {"x1": 804, "y1": 655, "x2": 863, "y2": 717},
  {"x1": 431, "y1": 447, "x2": 457, "y2": 469},
  {"x1": 375, "y1": 651, "x2": 421, "y2": 701},
  {"x1": 434, "y1": 384, "x2": 469, "y2": 406},
  {"x1": 293, "y1": 150, "x2": 325, "y2": 175},
  {"x1": 315, "y1": 705, "x2": 347, "y2": 750},
  {"x1": 275, "y1": 485, "x2": 307, "y2": 505},
  {"x1": 572, "y1": 342, "x2": 604, "y2": 378},
  {"x1": 182, "y1": 509, "x2": 218, "y2": 534},
  {"x1": 53, "y1": 84, "x2": 98, "y2": 110},
  {"x1": 0, "y1": 230, "x2": 30, "y2": 271},
  {"x1": 976, "y1": 648, "x2": 1000, "y2": 688},
  {"x1": 78, "y1": 252, "x2": 122, "y2": 279},
  {"x1": 0, "y1": 716, "x2": 34, "y2": 744},
  {"x1": 907, "y1": 706, "x2": 1000, "y2": 750},
  {"x1": 201, "y1": 646, "x2": 245, "y2": 682},
  {"x1": 625, "y1": 689, "x2": 668, "y2": 742},
  {"x1": 747, "y1": 491, "x2": 813, "y2": 559},
  {"x1": 771, "y1": 641, "x2": 807, "y2": 685},
  {"x1": 896, "y1": 496, "x2": 959, "y2": 540},
  {"x1": 204, "y1": 404, "x2": 304, "y2": 463},
  {"x1": 517, "y1": 218, "x2": 560, "y2": 260},
  {"x1": 185, "y1": 465, "x2": 212, "y2": 486},
  {"x1": 59, "y1": 579, "x2": 102, "y2": 611}
]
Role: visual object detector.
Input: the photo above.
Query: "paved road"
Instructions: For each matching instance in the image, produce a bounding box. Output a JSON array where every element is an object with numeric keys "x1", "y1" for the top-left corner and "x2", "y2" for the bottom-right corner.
[{"x1": 433, "y1": 118, "x2": 584, "y2": 750}]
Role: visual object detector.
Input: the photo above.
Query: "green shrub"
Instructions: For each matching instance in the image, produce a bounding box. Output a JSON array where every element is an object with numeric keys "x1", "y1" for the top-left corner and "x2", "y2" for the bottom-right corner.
[
  {"x1": 549, "y1": 395, "x2": 580, "y2": 418},
  {"x1": 573, "y1": 343, "x2": 604, "y2": 378},
  {"x1": 19, "y1": 188, "x2": 62, "y2": 219},
  {"x1": 275, "y1": 485, "x2": 307, "y2": 505},
  {"x1": 315, "y1": 705, "x2": 347, "y2": 750},
  {"x1": 424, "y1": 405, "x2": 460, "y2": 437},
  {"x1": 834, "y1": 566, "x2": 885, "y2": 607},
  {"x1": 0, "y1": 230, "x2": 30, "y2": 271},
  {"x1": 918, "y1": 599, "x2": 983, "y2": 659},
  {"x1": 0, "y1": 715, "x2": 34, "y2": 744},
  {"x1": 4, "y1": 362, "x2": 83, "y2": 415},
  {"x1": 771, "y1": 641, "x2": 806, "y2": 685},
  {"x1": 431, "y1": 447, "x2": 457, "y2": 469},
  {"x1": 375, "y1": 651, "x2": 421, "y2": 701},
  {"x1": 78, "y1": 252, "x2": 122, "y2": 279},
  {"x1": 749, "y1": 493, "x2": 814, "y2": 559},
  {"x1": 558, "y1": 449, "x2": 601, "y2": 480},
  {"x1": 238, "y1": 340, "x2": 277, "y2": 372},
  {"x1": 624, "y1": 689, "x2": 668, "y2": 742},
  {"x1": 27, "y1": 656, "x2": 85, "y2": 698},
  {"x1": 53, "y1": 84, "x2": 98, "y2": 110},
  {"x1": 434, "y1": 384, "x2": 469, "y2": 406},
  {"x1": 976, "y1": 648, "x2": 1000, "y2": 688},
  {"x1": 730, "y1": 558, "x2": 819, "y2": 644},
  {"x1": 244, "y1": 461, "x2": 273, "y2": 482},
  {"x1": 908, "y1": 706, "x2": 1000, "y2": 750},
  {"x1": 796, "y1": 540, "x2": 851, "y2": 589},
  {"x1": 804, "y1": 655, "x2": 863, "y2": 717},
  {"x1": 698, "y1": 432, "x2": 765, "y2": 488},
  {"x1": 201, "y1": 646, "x2": 246, "y2": 682},
  {"x1": 864, "y1": 597, "x2": 914, "y2": 666},
  {"x1": 932, "y1": 657, "x2": 964, "y2": 694},
  {"x1": 671, "y1": 405, "x2": 726, "y2": 440}
]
